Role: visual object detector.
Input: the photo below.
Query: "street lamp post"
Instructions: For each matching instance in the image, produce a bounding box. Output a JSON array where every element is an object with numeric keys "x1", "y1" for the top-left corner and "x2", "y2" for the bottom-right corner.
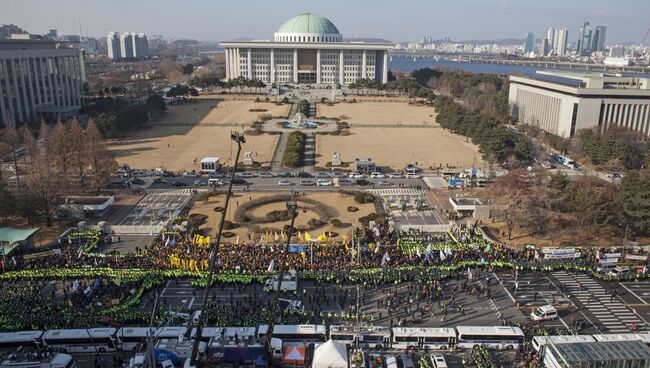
[
  {"x1": 264, "y1": 200, "x2": 298, "y2": 366},
  {"x1": 189, "y1": 132, "x2": 246, "y2": 367}
]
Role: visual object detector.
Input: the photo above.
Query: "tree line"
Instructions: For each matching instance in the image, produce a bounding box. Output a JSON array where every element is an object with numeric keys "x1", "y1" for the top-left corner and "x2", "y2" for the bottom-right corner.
[
  {"x1": 80, "y1": 94, "x2": 167, "y2": 138},
  {"x1": 0, "y1": 119, "x2": 117, "y2": 227}
]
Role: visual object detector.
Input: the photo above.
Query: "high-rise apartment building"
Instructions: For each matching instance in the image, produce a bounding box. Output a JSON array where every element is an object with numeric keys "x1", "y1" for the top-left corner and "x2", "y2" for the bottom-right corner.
[
  {"x1": 593, "y1": 26, "x2": 607, "y2": 52},
  {"x1": 577, "y1": 22, "x2": 606, "y2": 55},
  {"x1": 555, "y1": 28, "x2": 568, "y2": 56},
  {"x1": 106, "y1": 31, "x2": 149, "y2": 60},
  {"x1": 524, "y1": 32, "x2": 535, "y2": 53}
]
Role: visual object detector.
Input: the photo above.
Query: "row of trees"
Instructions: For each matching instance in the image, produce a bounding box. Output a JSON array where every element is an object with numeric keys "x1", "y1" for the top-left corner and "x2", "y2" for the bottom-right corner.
[
  {"x1": 348, "y1": 77, "x2": 436, "y2": 100},
  {"x1": 80, "y1": 94, "x2": 167, "y2": 138},
  {"x1": 413, "y1": 68, "x2": 509, "y2": 119},
  {"x1": 0, "y1": 119, "x2": 117, "y2": 226},
  {"x1": 282, "y1": 132, "x2": 305, "y2": 168},
  {"x1": 490, "y1": 167, "x2": 650, "y2": 242},
  {"x1": 166, "y1": 84, "x2": 199, "y2": 98},
  {"x1": 434, "y1": 96, "x2": 531, "y2": 165}
]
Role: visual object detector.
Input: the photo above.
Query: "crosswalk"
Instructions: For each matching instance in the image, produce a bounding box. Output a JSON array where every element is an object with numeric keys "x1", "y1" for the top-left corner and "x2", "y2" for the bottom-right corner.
[
  {"x1": 370, "y1": 188, "x2": 426, "y2": 196},
  {"x1": 552, "y1": 271, "x2": 646, "y2": 333},
  {"x1": 146, "y1": 188, "x2": 201, "y2": 195}
]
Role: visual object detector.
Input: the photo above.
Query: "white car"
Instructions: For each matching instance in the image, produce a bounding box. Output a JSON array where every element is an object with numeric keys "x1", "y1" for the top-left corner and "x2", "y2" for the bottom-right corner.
[
  {"x1": 608, "y1": 266, "x2": 631, "y2": 277},
  {"x1": 387, "y1": 172, "x2": 403, "y2": 179},
  {"x1": 314, "y1": 172, "x2": 331, "y2": 178},
  {"x1": 258, "y1": 172, "x2": 274, "y2": 178},
  {"x1": 277, "y1": 180, "x2": 293, "y2": 186},
  {"x1": 405, "y1": 173, "x2": 421, "y2": 179},
  {"x1": 182, "y1": 172, "x2": 198, "y2": 178},
  {"x1": 530, "y1": 305, "x2": 558, "y2": 321},
  {"x1": 370, "y1": 172, "x2": 385, "y2": 179},
  {"x1": 300, "y1": 179, "x2": 315, "y2": 186},
  {"x1": 378, "y1": 181, "x2": 393, "y2": 186},
  {"x1": 239, "y1": 172, "x2": 257, "y2": 178},
  {"x1": 349, "y1": 172, "x2": 364, "y2": 179},
  {"x1": 316, "y1": 179, "x2": 332, "y2": 186}
]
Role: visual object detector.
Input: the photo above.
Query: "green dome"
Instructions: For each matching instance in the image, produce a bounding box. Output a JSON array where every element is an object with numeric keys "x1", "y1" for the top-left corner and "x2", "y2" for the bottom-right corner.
[{"x1": 277, "y1": 13, "x2": 340, "y2": 35}]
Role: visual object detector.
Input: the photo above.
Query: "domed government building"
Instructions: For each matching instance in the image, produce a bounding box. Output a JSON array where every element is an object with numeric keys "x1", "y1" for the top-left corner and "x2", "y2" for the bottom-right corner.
[{"x1": 221, "y1": 13, "x2": 393, "y2": 85}]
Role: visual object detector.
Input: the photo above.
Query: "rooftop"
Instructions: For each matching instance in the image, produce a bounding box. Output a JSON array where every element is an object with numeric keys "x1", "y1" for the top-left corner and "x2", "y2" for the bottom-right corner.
[
  {"x1": 547, "y1": 340, "x2": 650, "y2": 364},
  {"x1": 277, "y1": 13, "x2": 340, "y2": 36},
  {"x1": 512, "y1": 71, "x2": 650, "y2": 91}
]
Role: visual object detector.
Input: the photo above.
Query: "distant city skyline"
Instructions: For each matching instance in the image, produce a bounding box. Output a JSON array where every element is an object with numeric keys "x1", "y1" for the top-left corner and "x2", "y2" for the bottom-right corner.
[{"x1": 2, "y1": 0, "x2": 649, "y2": 44}]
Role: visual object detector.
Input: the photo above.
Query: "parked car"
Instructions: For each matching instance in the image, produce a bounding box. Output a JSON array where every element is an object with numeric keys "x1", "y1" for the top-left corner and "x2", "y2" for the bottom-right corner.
[
  {"x1": 349, "y1": 172, "x2": 364, "y2": 179},
  {"x1": 378, "y1": 180, "x2": 393, "y2": 186},
  {"x1": 608, "y1": 266, "x2": 631, "y2": 277},
  {"x1": 172, "y1": 181, "x2": 188, "y2": 187},
  {"x1": 298, "y1": 172, "x2": 312, "y2": 178},
  {"x1": 300, "y1": 179, "x2": 315, "y2": 186},
  {"x1": 316, "y1": 179, "x2": 332, "y2": 186},
  {"x1": 131, "y1": 178, "x2": 145, "y2": 186},
  {"x1": 405, "y1": 173, "x2": 421, "y2": 179},
  {"x1": 207, "y1": 172, "x2": 223, "y2": 178},
  {"x1": 430, "y1": 354, "x2": 448, "y2": 368},
  {"x1": 387, "y1": 172, "x2": 403, "y2": 179},
  {"x1": 314, "y1": 172, "x2": 331, "y2": 178},
  {"x1": 370, "y1": 172, "x2": 385, "y2": 179},
  {"x1": 258, "y1": 172, "x2": 274, "y2": 178},
  {"x1": 278, "y1": 180, "x2": 293, "y2": 186},
  {"x1": 331, "y1": 172, "x2": 346, "y2": 178},
  {"x1": 278, "y1": 172, "x2": 292, "y2": 178},
  {"x1": 182, "y1": 172, "x2": 198, "y2": 178},
  {"x1": 194, "y1": 179, "x2": 206, "y2": 186},
  {"x1": 208, "y1": 178, "x2": 223, "y2": 186},
  {"x1": 232, "y1": 178, "x2": 249, "y2": 185},
  {"x1": 239, "y1": 172, "x2": 257, "y2": 178},
  {"x1": 356, "y1": 178, "x2": 371, "y2": 186},
  {"x1": 153, "y1": 177, "x2": 167, "y2": 184},
  {"x1": 338, "y1": 178, "x2": 353, "y2": 186}
]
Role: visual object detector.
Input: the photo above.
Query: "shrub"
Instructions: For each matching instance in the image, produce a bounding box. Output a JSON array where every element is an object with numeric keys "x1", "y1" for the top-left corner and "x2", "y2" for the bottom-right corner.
[{"x1": 353, "y1": 193, "x2": 375, "y2": 204}]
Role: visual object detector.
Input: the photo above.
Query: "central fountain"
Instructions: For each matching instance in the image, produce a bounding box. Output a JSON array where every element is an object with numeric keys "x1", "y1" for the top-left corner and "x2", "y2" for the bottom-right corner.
[{"x1": 283, "y1": 112, "x2": 319, "y2": 129}]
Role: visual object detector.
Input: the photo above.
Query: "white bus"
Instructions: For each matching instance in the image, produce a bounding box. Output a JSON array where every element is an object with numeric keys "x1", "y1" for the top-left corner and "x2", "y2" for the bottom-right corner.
[
  {"x1": 42, "y1": 328, "x2": 118, "y2": 353},
  {"x1": 257, "y1": 324, "x2": 326, "y2": 343},
  {"x1": 0, "y1": 331, "x2": 44, "y2": 350},
  {"x1": 0, "y1": 353, "x2": 75, "y2": 368},
  {"x1": 192, "y1": 327, "x2": 257, "y2": 344},
  {"x1": 592, "y1": 333, "x2": 641, "y2": 343},
  {"x1": 392, "y1": 328, "x2": 456, "y2": 350},
  {"x1": 329, "y1": 325, "x2": 391, "y2": 349},
  {"x1": 456, "y1": 326, "x2": 524, "y2": 350},
  {"x1": 532, "y1": 335, "x2": 595, "y2": 355},
  {"x1": 116, "y1": 327, "x2": 156, "y2": 351}
]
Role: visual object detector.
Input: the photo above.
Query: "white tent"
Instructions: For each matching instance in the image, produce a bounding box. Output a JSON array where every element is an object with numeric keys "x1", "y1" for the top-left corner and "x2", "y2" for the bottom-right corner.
[{"x1": 312, "y1": 340, "x2": 348, "y2": 368}]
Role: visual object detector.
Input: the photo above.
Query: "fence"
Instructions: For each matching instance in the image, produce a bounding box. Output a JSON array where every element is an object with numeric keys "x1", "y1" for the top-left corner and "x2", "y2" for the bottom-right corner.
[{"x1": 106, "y1": 225, "x2": 164, "y2": 235}]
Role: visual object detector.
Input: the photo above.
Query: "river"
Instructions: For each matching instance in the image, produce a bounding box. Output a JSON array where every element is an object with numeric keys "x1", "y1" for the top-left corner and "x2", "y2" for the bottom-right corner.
[{"x1": 388, "y1": 55, "x2": 650, "y2": 78}]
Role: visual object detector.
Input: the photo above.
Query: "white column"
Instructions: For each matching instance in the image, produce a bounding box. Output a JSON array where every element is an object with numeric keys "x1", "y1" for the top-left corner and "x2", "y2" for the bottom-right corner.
[
  {"x1": 64, "y1": 57, "x2": 73, "y2": 106},
  {"x1": 31, "y1": 57, "x2": 41, "y2": 105},
  {"x1": 293, "y1": 48, "x2": 298, "y2": 83},
  {"x1": 270, "y1": 48, "x2": 275, "y2": 84},
  {"x1": 231, "y1": 49, "x2": 237, "y2": 79},
  {"x1": 0, "y1": 60, "x2": 7, "y2": 126},
  {"x1": 382, "y1": 51, "x2": 388, "y2": 84},
  {"x1": 12, "y1": 59, "x2": 25, "y2": 122},
  {"x1": 362, "y1": 50, "x2": 367, "y2": 79},
  {"x1": 25, "y1": 58, "x2": 37, "y2": 121},
  {"x1": 247, "y1": 48, "x2": 252, "y2": 80},
  {"x1": 316, "y1": 49, "x2": 321, "y2": 84},
  {"x1": 339, "y1": 49, "x2": 344, "y2": 85},
  {"x1": 3, "y1": 59, "x2": 16, "y2": 125},
  {"x1": 225, "y1": 49, "x2": 230, "y2": 80}
]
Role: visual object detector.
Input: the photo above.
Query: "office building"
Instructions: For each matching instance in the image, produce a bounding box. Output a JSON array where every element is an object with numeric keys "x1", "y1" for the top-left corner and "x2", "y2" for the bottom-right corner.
[
  {"x1": 509, "y1": 71, "x2": 650, "y2": 138},
  {"x1": 609, "y1": 45, "x2": 626, "y2": 57},
  {"x1": 0, "y1": 24, "x2": 27, "y2": 39},
  {"x1": 577, "y1": 22, "x2": 606, "y2": 55},
  {"x1": 540, "y1": 38, "x2": 550, "y2": 56},
  {"x1": 107, "y1": 32, "x2": 149, "y2": 60},
  {"x1": 0, "y1": 39, "x2": 84, "y2": 127},
  {"x1": 524, "y1": 32, "x2": 535, "y2": 53},
  {"x1": 554, "y1": 28, "x2": 568, "y2": 56},
  {"x1": 593, "y1": 26, "x2": 607, "y2": 52},
  {"x1": 221, "y1": 13, "x2": 393, "y2": 85},
  {"x1": 47, "y1": 29, "x2": 58, "y2": 40}
]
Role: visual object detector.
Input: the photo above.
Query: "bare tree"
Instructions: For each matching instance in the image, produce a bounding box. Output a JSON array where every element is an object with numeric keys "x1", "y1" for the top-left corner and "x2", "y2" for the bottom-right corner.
[
  {"x1": 67, "y1": 117, "x2": 87, "y2": 191},
  {"x1": 85, "y1": 118, "x2": 117, "y2": 193},
  {"x1": 2, "y1": 121, "x2": 22, "y2": 185}
]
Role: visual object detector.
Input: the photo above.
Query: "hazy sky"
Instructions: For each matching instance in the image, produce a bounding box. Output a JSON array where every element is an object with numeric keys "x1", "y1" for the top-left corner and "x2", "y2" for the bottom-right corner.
[{"x1": 3, "y1": 0, "x2": 649, "y2": 44}]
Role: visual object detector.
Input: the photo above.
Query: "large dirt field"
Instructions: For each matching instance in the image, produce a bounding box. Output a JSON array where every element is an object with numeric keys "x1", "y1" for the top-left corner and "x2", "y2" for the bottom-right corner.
[
  {"x1": 189, "y1": 191, "x2": 375, "y2": 242},
  {"x1": 317, "y1": 102, "x2": 437, "y2": 126},
  {"x1": 108, "y1": 100, "x2": 290, "y2": 171}
]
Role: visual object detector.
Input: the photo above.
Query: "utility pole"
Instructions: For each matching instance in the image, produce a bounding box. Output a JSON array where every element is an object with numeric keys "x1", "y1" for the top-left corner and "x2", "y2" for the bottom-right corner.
[
  {"x1": 264, "y1": 200, "x2": 298, "y2": 366},
  {"x1": 189, "y1": 132, "x2": 245, "y2": 367}
]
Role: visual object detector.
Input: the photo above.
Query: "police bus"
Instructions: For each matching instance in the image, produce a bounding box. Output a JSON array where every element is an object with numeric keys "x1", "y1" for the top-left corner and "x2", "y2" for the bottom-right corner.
[
  {"x1": 0, "y1": 352, "x2": 75, "y2": 368},
  {"x1": 329, "y1": 325, "x2": 391, "y2": 349},
  {"x1": 116, "y1": 327, "x2": 156, "y2": 351},
  {"x1": 257, "y1": 325, "x2": 326, "y2": 343},
  {"x1": 42, "y1": 328, "x2": 118, "y2": 353},
  {"x1": 455, "y1": 326, "x2": 524, "y2": 350},
  {"x1": 193, "y1": 327, "x2": 258, "y2": 344},
  {"x1": 392, "y1": 328, "x2": 456, "y2": 350},
  {"x1": 0, "y1": 331, "x2": 44, "y2": 350}
]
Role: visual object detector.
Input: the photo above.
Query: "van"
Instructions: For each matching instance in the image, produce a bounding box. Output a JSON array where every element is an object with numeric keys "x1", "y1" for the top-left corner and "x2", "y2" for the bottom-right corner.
[
  {"x1": 429, "y1": 354, "x2": 448, "y2": 368},
  {"x1": 530, "y1": 305, "x2": 558, "y2": 321},
  {"x1": 596, "y1": 263, "x2": 618, "y2": 274},
  {"x1": 608, "y1": 266, "x2": 631, "y2": 277},
  {"x1": 399, "y1": 354, "x2": 415, "y2": 368},
  {"x1": 383, "y1": 355, "x2": 398, "y2": 368}
]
